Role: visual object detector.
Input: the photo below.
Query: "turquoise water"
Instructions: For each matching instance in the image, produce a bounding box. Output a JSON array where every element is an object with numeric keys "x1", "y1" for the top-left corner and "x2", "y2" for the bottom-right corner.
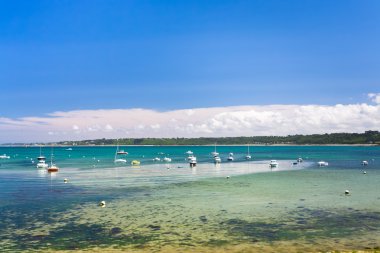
[{"x1": 0, "y1": 145, "x2": 379, "y2": 252}]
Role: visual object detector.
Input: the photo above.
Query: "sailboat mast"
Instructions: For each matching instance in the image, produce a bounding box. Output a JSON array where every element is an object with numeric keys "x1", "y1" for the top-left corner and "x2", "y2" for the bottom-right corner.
[{"x1": 50, "y1": 146, "x2": 53, "y2": 166}]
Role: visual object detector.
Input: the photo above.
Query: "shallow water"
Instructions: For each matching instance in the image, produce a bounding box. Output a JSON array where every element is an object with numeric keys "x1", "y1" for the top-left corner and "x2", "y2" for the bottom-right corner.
[{"x1": 0, "y1": 145, "x2": 379, "y2": 252}]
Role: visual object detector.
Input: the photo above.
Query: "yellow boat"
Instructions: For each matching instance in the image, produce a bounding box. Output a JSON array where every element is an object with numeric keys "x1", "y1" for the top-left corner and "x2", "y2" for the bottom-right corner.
[{"x1": 131, "y1": 160, "x2": 140, "y2": 166}]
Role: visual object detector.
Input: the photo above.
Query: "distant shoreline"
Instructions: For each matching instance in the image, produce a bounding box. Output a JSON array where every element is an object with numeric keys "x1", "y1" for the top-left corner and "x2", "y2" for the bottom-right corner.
[
  {"x1": 0, "y1": 144, "x2": 378, "y2": 147},
  {"x1": 3, "y1": 131, "x2": 378, "y2": 146}
]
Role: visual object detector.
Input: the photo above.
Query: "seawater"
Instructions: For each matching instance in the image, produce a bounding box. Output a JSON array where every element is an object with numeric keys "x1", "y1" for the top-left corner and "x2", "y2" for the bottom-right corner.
[{"x1": 0, "y1": 145, "x2": 379, "y2": 252}]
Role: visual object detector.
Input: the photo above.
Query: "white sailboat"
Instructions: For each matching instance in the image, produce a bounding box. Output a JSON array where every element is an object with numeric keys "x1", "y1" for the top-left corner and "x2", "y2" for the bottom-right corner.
[
  {"x1": 214, "y1": 156, "x2": 221, "y2": 163},
  {"x1": 245, "y1": 144, "x2": 252, "y2": 160},
  {"x1": 317, "y1": 161, "x2": 328, "y2": 167},
  {"x1": 189, "y1": 156, "x2": 197, "y2": 167},
  {"x1": 47, "y1": 147, "x2": 59, "y2": 173},
  {"x1": 211, "y1": 144, "x2": 221, "y2": 163},
  {"x1": 114, "y1": 141, "x2": 127, "y2": 163},
  {"x1": 211, "y1": 143, "x2": 219, "y2": 157},
  {"x1": 227, "y1": 153, "x2": 234, "y2": 161}
]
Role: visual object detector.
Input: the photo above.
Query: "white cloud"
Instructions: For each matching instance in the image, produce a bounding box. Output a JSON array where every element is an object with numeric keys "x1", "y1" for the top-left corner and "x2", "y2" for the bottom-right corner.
[
  {"x1": 368, "y1": 93, "x2": 380, "y2": 104},
  {"x1": 105, "y1": 124, "x2": 113, "y2": 131},
  {"x1": 0, "y1": 103, "x2": 379, "y2": 142},
  {"x1": 150, "y1": 124, "x2": 161, "y2": 130}
]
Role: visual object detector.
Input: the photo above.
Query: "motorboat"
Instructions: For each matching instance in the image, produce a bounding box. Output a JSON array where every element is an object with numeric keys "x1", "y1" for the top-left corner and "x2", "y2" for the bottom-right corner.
[
  {"x1": 163, "y1": 157, "x2": 172, "y2": 162},
  {"x1": 36, "y1": 156, "x2": 48, "y2": 169},
  {"x1": 214, "y1": 156, "x2": 221, "y2": 163},
  {"x1": 0, "y1": 154, "x2": 10, "y2": 159},
  {"x1": 362, "y1": 160, "x2": 368, "y2": 166},
  {"x1": 189, "y1": 156, "x2": 197, "y2": 167},
  {"x1": 186, "y1": 150, "x2": 193, "y2": 155},
  {"x1": 317, "y1": 161, "x2": 329, "y2": 167},
  {"x1": 269, "y1": 160, "x2": 279, "y2": 168},
  {"x1": 65, "y1": 148, "x2": 73, "y2": 151},
  {"x1": 227, "y1": 153, "x2": 234, "y2": 161},
  {"x1": 36, "y1": 147, "x2": 48, "y2": 169},
  {"x1": 153, "y1": 157, "x2": 161, "y2": 162}
]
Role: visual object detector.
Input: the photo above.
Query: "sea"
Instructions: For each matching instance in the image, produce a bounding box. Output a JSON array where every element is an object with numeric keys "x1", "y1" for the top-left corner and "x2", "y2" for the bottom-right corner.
[{"x1": 0, "y1": 145, "x2": 379, "y2": 252}]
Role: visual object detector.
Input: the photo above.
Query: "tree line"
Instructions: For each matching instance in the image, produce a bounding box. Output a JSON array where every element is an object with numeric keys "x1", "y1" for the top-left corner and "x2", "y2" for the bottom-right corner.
[{"x1": 55, "y1": 130, "x2": 380, "y2": 146}]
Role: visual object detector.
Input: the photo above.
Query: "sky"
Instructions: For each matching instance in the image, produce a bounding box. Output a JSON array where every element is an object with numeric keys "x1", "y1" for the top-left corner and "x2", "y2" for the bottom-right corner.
[{"x1": 0, "y1": 0, "x2": 379, "y2": 142}]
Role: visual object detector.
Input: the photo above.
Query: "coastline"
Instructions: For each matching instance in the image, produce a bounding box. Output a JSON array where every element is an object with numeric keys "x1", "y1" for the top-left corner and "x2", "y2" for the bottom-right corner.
[{"x1": 0, "y1": 143, "x2": 378, "y2": 147}]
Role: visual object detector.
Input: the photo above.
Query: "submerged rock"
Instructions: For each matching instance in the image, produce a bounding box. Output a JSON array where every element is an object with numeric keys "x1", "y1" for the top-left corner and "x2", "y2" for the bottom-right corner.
[{"x1": 110, "y1": 227, "x2": 122, "y2": 235}]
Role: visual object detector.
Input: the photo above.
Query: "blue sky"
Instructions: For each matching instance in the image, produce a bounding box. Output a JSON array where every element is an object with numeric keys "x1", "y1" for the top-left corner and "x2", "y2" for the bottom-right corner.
[{"x1": 0, "y1": 1, "x2": 379, "y2": 142}]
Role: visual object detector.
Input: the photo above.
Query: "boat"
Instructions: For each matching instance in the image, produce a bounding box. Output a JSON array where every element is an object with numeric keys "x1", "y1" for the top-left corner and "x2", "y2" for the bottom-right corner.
[
  {"x1": 186, "y1": 150, "x2": 193, "y2": 155},
  {"x1": 114, "y1": 158, "x2": 127, "y2": 163},
  {"x1": 115, "y1": 141, "x2": 128, "y2": 155},
  {"x1": 65, "y1": 148, "x2": 73, "y2": 151},
  {"x1": 189, "y1": 156, "x2": 197, "y2": 167},
  {"x1": 163, "y1": 157, "x2": 172, "y2": 162},
  {"x1": 153, "y1": 157, "x2": 161, "y2": 162},
  {"x1": 317, "y1": 161, "x2": 329, "y2": 167},
  {"x1": 362, "y1": 160, "x2": 368, "y2": 166},
  {"x1": 0, "y1": 154, "x2": 10, "y2": 159},
  {"x1": 131, "y1": 160, "x2": 140, "y2": 166},
  {"x1": 297, "y1": 157, "x2": 303, "y2": 163},
  {"x1": 114, "y1": 141, "x2": 127, "y2": 163},
  {"x1": 211, "y1": 143, "x2": 219, "y2": 157},
  {"x1": 214, "y1": 156, "x2": 221, "y2": 163},
  {"x1": 47, "y1": 147, "x2": 59, "y2": 173},
  {"x1": 269, "y1": 160, "x2": 279, "y2": 168},
  {"x1": 227, "y1": 153, "x2": 234, "y2": 161},
  {"x1": 36, "y1": 147, "x2": 48, "y2": 169},
  {"x1": 245, "y1": 145, "x2": 252, "y2": 160}
]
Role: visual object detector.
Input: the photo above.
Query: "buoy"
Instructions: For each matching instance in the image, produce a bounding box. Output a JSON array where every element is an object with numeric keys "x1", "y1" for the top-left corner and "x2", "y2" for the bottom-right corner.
[
  {"x1": 63, "y1": 178, "x2": 68, "y2": 183},
  {"x1": 99, "y1": 201, "x2": 106, "y2": 207},
  {"x1": 345, "y1": 190, "x2": 350, "y2": 195},
  {"x1": 363, "y1": 171, "x2": 367, "y2": 174}
]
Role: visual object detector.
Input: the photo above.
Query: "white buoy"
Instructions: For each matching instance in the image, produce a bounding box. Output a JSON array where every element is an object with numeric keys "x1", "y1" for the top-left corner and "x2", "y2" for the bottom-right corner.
[
  {"x1": 363, "y1": 171, "x2": 367, "y2": 174},
  {"x1": 345, "y1": 190, "x2": 350, "y2": 195},
  {"x1": 99, "y1": 201, "x2": 106, "y2": 207},
  {"x1": 64, "y1": 178, "x2": 68, "y2": 183}
]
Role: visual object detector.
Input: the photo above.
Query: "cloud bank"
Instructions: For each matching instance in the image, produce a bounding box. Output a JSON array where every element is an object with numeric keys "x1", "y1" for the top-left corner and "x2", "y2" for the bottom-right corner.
[{"x1": 1, "y1": 100, "x2": 380, "y2": 143}]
